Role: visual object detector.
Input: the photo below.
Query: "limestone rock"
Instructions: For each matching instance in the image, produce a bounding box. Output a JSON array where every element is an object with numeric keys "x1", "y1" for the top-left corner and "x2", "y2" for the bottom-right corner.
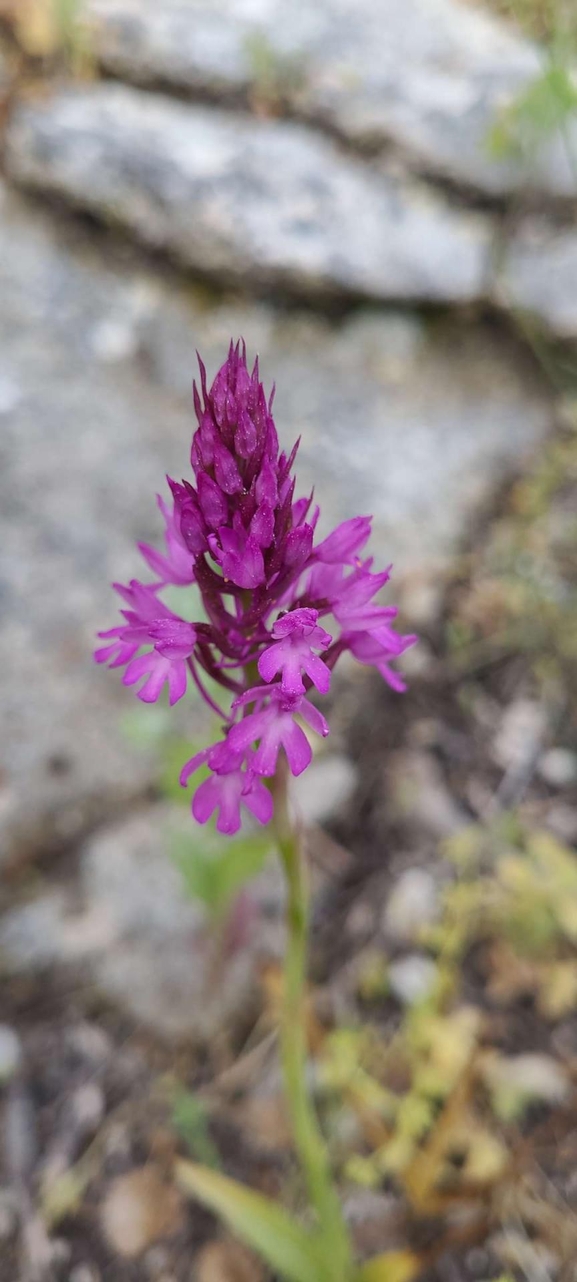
[
  {"x1": 6, "y1": 84, "x2": 492, "y2": 304},
  {"x1": 85, "y1": 0, "x2": 575, "y2": 200},
  {"x1": 0, "y1": 186, "x2": 197, "y2": 865},
  {"x1": 0, "y1": 806, "x2": 281, "y2": 1041},
  {"x1": 496, "y1": 222, "x2": 577, "y2": 339}
]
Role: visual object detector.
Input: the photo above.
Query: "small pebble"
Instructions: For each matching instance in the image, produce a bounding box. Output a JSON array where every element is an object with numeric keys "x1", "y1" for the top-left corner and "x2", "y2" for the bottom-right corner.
[
  {"x1": 399, "y1": 578, "x2": 442, "y2": 627},
  {"x1": 346, "y1": 898, "x2": 377, "y2": 940},
  {"x1": 193, "y1": 1240, "x2": 264, "y2": 1282},
  {"x1": 493, "y1": 699, "x2": 546, "y2": 772},
  {"x1": 388, "y1": 954, "x2": 438, "y2": 1006},
  {"x1": 290, "y1": 754, "x2": 358, "y2": 826},
  {"x1": 401, "y1": 640, "x2": 434, "y2": 677},
  {"x1": 539, "y1": 747, "x2": 577, "y2": 789},
  {"x1": 100, "y1": 1168, "x2": 183, "y2": 1259},
  {"x1": 71, "y1": 1082, "x2": 105, "y2": 1136},
  {"x1": 49, "y1": 1236, "x2": 71, "y2": 1267},
  {"x1": 388, "y1": 750, "x2": 468, "y2": 837},
  {"x1": 465, "y1": 1247, "x2": 489, "y2": 1276},
  {"x1": 69, "y1": 1265, "x2": 101, "y2": 1282},
  {"x1": 383, "y1": 868, "x2": 439, "y2": 943},
  {"x1": 547, "y1": 803, "x2": 577, "y2": 843},
  {"x1": 103, "y1": 1120, "x2": 132, "y2": 1161},
  {"x1": 4, "y1": 1083, "x2": 37, "y2": 1180},
  {"x1": 66, "y1": 1022, "x2": 112, "y2": 1066},
  {"x1": 0, "y1": 1025, "x2": 22, "y2": 1083},
  {"x1": 486, "y1": 1053, "x2": 570, "y2": 1108},
  {"x1": 145, "y1": 1245, "x2": 171, "y2": 1277}
]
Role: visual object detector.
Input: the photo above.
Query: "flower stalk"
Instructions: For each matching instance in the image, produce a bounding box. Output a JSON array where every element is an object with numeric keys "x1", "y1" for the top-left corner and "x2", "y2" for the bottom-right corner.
[{"x1": 272, "y1": 763, "x2": 352, "y2": 1280}]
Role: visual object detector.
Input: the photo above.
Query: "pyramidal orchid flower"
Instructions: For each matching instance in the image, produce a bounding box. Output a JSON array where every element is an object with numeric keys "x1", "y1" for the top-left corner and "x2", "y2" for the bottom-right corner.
[
  {"x1": 96, "y1": 340, "x2": 415, "y2": 831},
  {"x1": 257, "y1": 608, "x2": 332, "y2": 696},
  {"x1": 180, "y1": 742, "x2": 273, "y2": 834},
  {"x1": 95, "y1": 580, "x2": 196, "y2": 705}
]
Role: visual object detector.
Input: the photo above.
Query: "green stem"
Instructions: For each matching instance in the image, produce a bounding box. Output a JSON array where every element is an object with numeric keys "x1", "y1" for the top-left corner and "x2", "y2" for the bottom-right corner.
[{"x1": 272, "y1": 765, "x2": 352, "y2": 1281}]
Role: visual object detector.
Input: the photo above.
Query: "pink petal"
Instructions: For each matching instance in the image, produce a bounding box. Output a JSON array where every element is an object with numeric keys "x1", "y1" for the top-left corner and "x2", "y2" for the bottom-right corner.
[
  {"x1": 301, "y1": 651, "x2": 331, "y2": 695},
  {"x1": 280, "y1": 719, "x2": 312, "y2": 776},
  {"x1": 137, "y1": 658, "x2": 171, "y2": 704},
  {"x1": 252, "y1": 722, "x2": 283, "y2": 776},
  {"x1": 279, "y1": 650, "x2": 306, "y2": 696},
  {"x1": 257, "y1": 641, "x2": 285, "y2": 685},
  {"x1": 232, "y1": 685, "x2": 272, "y2": 710},
  {"x1": 122, "y1": 650, "x2": 155, "y2": 687},
  {"x1": 228, "y1": 708, "x2": 271, "y2": 754},
  {"x1": 180, "y1": 750, "x2": 209, "y2": 786},
  {"x1": 149, "y1": 618, "x2": 196, "y2": 659},
  {"x1": 94, "y1": 640, "x2": 121, "y2": 665},
  {"x1": 243, "y1": 778, "x2": 274, "y2": 826},
  {"x1": 192, "y1": 777, "x2": 220, "y2": 824},
  {"x1": 315, "y1": 516, "x2": 372, "y2": 564},
  {"x1": 215, "y1": 785, "x2": 243, "y2": 834},
  {"x1": 379, "y1": 664, "x2": 408, "y2": 692},
  {"x1": 298, "y1": 698, "x2": 330, "y2": 738},
  {"x1": 167, "y1": 659, "x2": 187, "y2": 705}
]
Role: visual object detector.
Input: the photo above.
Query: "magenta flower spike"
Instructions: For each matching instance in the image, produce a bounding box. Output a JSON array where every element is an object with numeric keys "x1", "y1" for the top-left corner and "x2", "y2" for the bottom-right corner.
[{"x1": 96, "y1": 340, "x2": 415, "y2": 832}]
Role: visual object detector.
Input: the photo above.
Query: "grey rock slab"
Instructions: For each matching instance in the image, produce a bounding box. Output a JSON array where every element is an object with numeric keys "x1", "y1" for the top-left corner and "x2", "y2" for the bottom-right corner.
[
  {"x1": 85, "y1": 0, "x2": 575, "y2": 201},
  {"x1": 80, "y1": 808, "x2": 270, "y2": 1040},
  {"x1": 6, "y1": 84, "x2": 492, "y2": 305},
  {"x1": 496, "y1": 222, "x2": 577, "y2": 338},
  {"x1": 0, "y1": 185, "x2": 209, "y2": 866},
  {"x1": 0, "y1": 805, "x2": 281, "y2": 1041}
]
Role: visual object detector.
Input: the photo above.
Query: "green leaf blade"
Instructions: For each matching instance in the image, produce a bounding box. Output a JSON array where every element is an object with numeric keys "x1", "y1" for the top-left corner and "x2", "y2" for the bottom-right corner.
[{"x1": 176, "y1": 1159, "x2": 329, "y2": 1282}]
